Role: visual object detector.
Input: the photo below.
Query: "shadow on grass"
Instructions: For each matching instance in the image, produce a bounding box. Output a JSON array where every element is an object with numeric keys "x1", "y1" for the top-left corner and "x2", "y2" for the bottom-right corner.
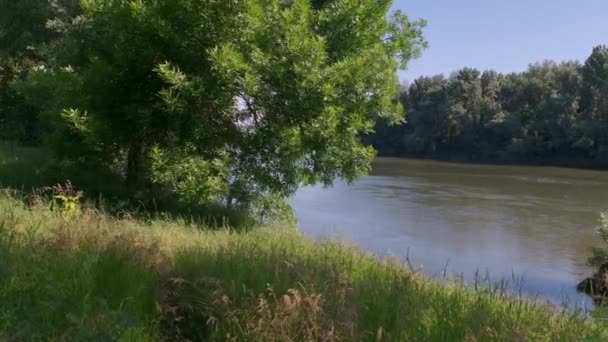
[
  {"x1": 0, "y1": 142, "x2": 53, "y2": 190},
  {"x1": 0, "y1": 141, "x2": 253, "y2": 229},
  {"x1": 0, "y1": 141, "x2": 129, "y2": 200}
]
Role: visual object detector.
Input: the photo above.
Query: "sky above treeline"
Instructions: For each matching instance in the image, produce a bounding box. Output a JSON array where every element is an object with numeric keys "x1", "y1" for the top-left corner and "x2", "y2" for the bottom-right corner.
[{"x1": 393, "y1": 0, "x2": 608, "y2": 82}]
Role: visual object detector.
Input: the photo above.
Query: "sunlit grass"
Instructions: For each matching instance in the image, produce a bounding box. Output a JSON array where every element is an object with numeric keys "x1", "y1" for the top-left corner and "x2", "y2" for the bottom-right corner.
[{"x1": 0, "y1": 192, "x2": 605, "y2": 341}]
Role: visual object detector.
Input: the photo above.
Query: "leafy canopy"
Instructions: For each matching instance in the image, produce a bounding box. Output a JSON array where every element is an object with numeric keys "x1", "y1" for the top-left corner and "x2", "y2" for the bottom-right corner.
[{"x1": 24, "y1": 0, "x2": 426, "y2": 207}]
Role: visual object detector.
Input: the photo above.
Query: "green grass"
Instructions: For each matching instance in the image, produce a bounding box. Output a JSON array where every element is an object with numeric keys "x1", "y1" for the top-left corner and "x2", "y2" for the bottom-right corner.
[
  {"x1": 1, "y1": 141, "x2": 607, "y2": 341},
  {"x1": 0, "y1": 193, "x2": 606, "y2": 341},
  {"x1": 0, "y1": 141, "x2": 255, "y2": 228}
]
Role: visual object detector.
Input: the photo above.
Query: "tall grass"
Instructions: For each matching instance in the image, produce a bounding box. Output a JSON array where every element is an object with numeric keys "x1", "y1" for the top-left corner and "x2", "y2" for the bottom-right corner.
[
  {"x1": 0, "y1": 142, "x2": 256, "y2": 228},
  {"x1": 0, "y1": 192, "x2": 605, "y2": 341}
]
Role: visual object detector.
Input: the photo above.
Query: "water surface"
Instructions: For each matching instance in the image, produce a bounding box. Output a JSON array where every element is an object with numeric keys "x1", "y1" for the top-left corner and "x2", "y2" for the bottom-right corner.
[{"x1": 292, "y1": 158, "x2": 608, "y2": 307}]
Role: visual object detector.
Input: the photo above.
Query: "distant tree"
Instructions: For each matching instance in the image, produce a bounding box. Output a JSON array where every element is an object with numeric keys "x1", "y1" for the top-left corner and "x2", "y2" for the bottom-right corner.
[
  {"x1": 371, "y1": 46, "x2": 608, "y2": 166},
  {"x1": 402, "y1": 75, "x2": 450, "y2": 154},
  {"x1": 446, "y1": 68, "x2": 483, "y2": 150},
  {"x1": 21, "y1": 0, "x2": 426, "y2": 209},
  {"x1": 477, "y1": 70, "x2": 504, "y2": 156},
  {"x1": 579, "y1": 45, "x2": 608, "y2": 158}
]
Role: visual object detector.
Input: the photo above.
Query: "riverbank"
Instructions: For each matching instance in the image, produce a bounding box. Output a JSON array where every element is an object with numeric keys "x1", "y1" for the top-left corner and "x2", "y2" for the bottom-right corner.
[
  {"x1": 376, "y1": 152, "x2": 608, "y2": 171},
  {"x1": 0, "y1": 193, "x2": 605, "y2": 341}
]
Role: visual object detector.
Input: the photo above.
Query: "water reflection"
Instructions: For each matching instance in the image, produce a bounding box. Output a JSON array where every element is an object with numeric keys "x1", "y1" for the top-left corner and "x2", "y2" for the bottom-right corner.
[{"x1": 292, "y1": 158, "x2": 608, "y2": 308}]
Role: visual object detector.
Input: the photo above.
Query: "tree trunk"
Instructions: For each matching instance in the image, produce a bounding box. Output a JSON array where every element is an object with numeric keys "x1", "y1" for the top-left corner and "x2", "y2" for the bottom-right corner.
[{"x1": 126, "y1": 140, "x2": 145, "y2": 189}]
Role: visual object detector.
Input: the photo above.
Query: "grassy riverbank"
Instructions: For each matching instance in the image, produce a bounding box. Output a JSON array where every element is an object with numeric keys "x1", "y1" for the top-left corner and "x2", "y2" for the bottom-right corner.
[
  {"x1": 0, "y1": 193, "x2": 605, "y2": 341},
  {"x1": 0, "y1": 142, "x2": 606, "y2": 340}
]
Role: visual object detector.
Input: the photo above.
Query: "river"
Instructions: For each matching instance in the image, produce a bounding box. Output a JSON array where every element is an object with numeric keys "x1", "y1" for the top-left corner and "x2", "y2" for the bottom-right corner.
[{"x1": 291, "y1": 158, "x2": 608, "y2": 308}]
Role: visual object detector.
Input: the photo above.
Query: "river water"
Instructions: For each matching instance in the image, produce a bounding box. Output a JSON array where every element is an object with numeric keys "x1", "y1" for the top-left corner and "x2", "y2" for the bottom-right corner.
[{"x1": 292, "y1": 158, "x2": 608, "y2": 308}]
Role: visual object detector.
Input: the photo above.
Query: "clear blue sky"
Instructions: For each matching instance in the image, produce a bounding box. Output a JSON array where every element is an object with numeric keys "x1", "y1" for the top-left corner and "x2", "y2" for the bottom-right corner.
[{"x1": 393, "y1": 0, "x2": 608, "y2": 82}]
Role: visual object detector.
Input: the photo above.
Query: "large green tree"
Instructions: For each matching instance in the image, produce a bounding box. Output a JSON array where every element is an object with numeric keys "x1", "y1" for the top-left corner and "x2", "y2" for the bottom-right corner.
[{"x1": 23, "y1": 0, "x2": 426, "y2": 208}]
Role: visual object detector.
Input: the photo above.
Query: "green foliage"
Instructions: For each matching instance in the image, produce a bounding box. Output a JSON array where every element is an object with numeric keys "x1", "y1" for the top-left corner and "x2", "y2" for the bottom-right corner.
[
  {"x1": 0, "y1": 59, "x2": 38, "y2": 144},
  {"x1": 149, "y1": 146, "x2": 230, "y2": 206},
  {"x1": 587, "y1": 212, "x2": 608, "y2": 269},
  {"x1": 45, "y1": 181, "x2": 84, "y2": 218},
  {"x1": 15, "y1": 0, "x2": 426, "y2": 212},
  {"x1": 0, "y1": 0, "x2": 80, "y2": 145},
  {"x1": 246, "y1": 192, "x2": 297, "y2": 225},
  {"x1": 368, "y1": 46, "x2": 608, "y2": 166},
  {"x1": 0, "y1": 193, "x2": 604, "y2": 341},
  {"x1": 0, "y1": 143, "x2": 284, "y2": 229}
]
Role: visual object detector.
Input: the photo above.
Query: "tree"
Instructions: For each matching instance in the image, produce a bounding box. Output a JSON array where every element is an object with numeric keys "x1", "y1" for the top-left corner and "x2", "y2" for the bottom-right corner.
[
  {"x1": 0, "y1": 0, "x2": 79, "y2": 144},
  {"x1": 404, "y1": 75, "x2": 451, "y2": 154},
  {"x1": 579, "y1": 45, "x2": 608, "y2": 158},
  {"x1": 23, "y1": 0, "x2": 426, "y2": 209},
  {"x1": 445, "y1": 68, "x2": 483, "y2": 151},
  {"x1": 370, "y1": 46, "x2": 608, "y2": 165}
]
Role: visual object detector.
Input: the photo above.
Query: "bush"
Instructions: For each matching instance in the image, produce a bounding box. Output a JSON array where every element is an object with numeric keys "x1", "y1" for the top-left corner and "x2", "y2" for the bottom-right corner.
[{"x1": 588, "y1": 212, "x2": 608, "y2": 269}]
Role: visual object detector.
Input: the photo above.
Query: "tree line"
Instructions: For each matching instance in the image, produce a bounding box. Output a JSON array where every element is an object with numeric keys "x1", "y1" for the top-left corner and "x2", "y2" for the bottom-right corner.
[{"x1": 367, "y1": 46, "x2": 608, "y2": 166}]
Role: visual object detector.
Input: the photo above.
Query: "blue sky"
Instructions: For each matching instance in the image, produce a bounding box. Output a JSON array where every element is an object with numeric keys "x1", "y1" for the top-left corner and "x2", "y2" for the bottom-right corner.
[{"x1": 393, "y1": 0, "x2": 608, "y2": 82}]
